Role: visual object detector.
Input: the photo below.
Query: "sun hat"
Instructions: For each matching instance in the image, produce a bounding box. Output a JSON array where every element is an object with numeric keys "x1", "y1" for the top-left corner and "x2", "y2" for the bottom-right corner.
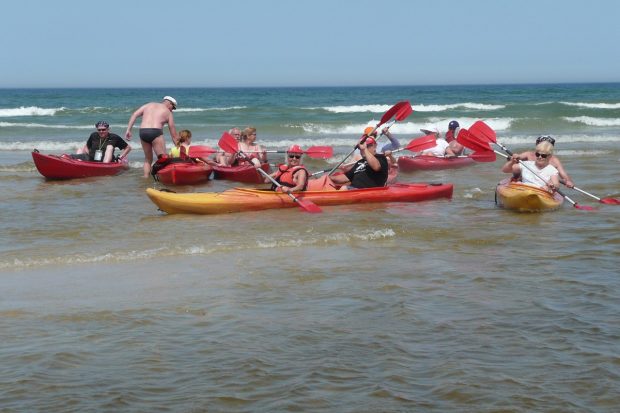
[{"x1": 163, "y1": 96, "x2": 177, "y2": 109}]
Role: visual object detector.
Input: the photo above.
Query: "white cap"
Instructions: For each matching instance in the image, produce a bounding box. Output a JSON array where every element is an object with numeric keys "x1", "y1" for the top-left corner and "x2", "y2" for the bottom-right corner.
[
  {"x1": 420, "y1": 127, "x2": 438, "y2": 135},
  {"x1": 163, "y1": 96, "x2": 177, "y2": 108}
]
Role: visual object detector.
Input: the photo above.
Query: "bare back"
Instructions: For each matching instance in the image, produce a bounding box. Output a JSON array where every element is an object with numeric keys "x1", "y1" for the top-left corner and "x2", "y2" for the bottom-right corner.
[{"x1": 137, "y1": 102, "x2": 172, "y2": 129}]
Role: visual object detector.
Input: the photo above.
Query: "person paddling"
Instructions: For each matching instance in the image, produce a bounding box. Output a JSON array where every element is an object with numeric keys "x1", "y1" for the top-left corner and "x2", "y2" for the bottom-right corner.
[
  {"x1": 502, "y1": 140, "x2": 560, "y2": 193},
  {"x1": 330, "y1": 134, "x2": 389, "y2": 189},
  {"x1": 512, "y1": 135, "x2": 575, "y2": 188},
  {"x1": 261, "y1": 145, "x2": 308, "y2": 194}
]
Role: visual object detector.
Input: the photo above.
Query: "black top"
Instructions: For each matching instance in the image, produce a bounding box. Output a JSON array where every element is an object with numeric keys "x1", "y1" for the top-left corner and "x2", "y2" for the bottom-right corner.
[
  {"x1": 85, "y1": 132, "x2": 128, "y2": 160},
  {"x1": 345, "y1": 154, "x2": 389, "y2": 188}
]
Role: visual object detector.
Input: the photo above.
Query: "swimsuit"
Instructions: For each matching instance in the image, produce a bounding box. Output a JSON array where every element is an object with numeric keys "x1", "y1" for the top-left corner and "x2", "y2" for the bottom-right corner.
[{"x1": 139, "y1": 128, "x2": 163, "y2": 143}]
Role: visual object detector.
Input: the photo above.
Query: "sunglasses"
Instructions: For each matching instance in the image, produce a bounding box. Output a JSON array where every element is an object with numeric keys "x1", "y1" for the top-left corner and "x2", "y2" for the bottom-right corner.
[
  {"x1": 536, "y1": 136, "x2": 555, "y2": 145},
  {"x1": 535, "y1": 152, "x2": 550, "y2": 159},
  {"x1": 288, "y1": 154, "x2": 302, "y2": 159},
  {"x1": 97, "y1": 128, "x2": 108, "y2": 132}
]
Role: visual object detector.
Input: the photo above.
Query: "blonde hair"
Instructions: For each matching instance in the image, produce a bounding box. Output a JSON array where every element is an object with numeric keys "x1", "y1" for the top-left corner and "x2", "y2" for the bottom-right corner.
[
  {"x1": 178, "y1": 129, "x2": 192, "y2": 146},
  {"x1": 535, "y1": 141, "x2": 553, "y2": 155},
  {"x1": 242, "y1": 127, "x2": 256, "y2": 141}
]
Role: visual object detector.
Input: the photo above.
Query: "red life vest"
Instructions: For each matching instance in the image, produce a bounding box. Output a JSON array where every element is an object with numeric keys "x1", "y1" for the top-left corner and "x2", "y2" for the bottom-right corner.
[
  {"x1": 445, "y1": 130, "x2": 456, "y2": 143},
  {"x1": 272, "y1": 164, "x2": 308, "y2": 191}
]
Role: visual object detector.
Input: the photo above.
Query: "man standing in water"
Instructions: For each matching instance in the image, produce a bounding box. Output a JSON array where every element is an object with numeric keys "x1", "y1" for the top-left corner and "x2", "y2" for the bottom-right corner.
[{"x1": 125, "y1": 96, "x2": 179, "y2": 177}]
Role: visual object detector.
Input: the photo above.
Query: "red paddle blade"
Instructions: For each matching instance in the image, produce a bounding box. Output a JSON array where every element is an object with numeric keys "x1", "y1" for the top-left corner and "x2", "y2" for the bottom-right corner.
[
  {"x1": 457, "y1": 128, "x2": 493, "y2": 152},
  {"x1": 469, "y1": 120, "x2": 497, "y2": 144},
  {"x1": 379, "y1": 101, "x2": 410, "y2": 125},
  {"x1": 405, "y1": 134, "x2": 437, "y2": 152},
  {"x1": 394, "y1": 102, "x2": 413, "y2": 121},
  {"x1": 470, "y1": 150, "x2": 497, "y2": 162},
  {"x1": 294, "y1": 197, "x2": 322, "y2": 213},
  {"x1": 305, "y1": 146, "x2": 333, "y2": 159},
  {"x1": 600, "y1": 197, "x2": 620, "y2": 205},
  {"x1": 218, "y1": 132, "x2": 239, "y2": 154},
  {"x1": 187, "y1": 145, "x2": 216, "y2": 157},
  {"x1": 573, "y1": 203, "x2": 596, "y2": 211}
]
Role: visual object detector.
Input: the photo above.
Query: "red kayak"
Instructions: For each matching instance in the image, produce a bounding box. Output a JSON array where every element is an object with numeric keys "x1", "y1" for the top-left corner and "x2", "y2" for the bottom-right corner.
[
  {"x1": 212, "y1": 163, "x2": 271, "y2": 184},
  {"x1": 155, "y1": 161, "x2": 213, "y2": 185},
  {"x1": 398, "y1": 155, "x2": 475, "y2": 171},
  {"x1": 32, "y1": 150, "x2": 129, "y2": 179}
]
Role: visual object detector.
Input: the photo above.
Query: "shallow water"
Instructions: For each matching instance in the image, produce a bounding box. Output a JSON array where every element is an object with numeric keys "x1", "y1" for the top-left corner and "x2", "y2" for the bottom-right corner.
[
  {"x1": 1, "y1": 145, "x2": 619, "y2": 412},
  {"x1": 1, "y1": 84, "x2": 620, "y2": 411}
]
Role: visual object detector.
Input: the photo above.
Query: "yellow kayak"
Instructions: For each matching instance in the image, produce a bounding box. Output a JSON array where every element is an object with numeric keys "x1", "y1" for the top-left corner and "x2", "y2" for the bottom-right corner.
[
  {"x1": 495, "y1": 179, "x2": 564, "y2": 212},
  {"x1": 146, "y1": 183, "x2": 453, "y2": 215}
]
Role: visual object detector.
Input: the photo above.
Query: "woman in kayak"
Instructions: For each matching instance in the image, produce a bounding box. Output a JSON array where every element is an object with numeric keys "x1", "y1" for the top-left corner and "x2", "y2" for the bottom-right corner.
[
  {"x1": 502, "y1": 140, "x2": 560, "y2": 192},
  {"x1": 233, "y1": 127, "x2": 267, "y2": 166},
  {"x1": 263, "y1": 145, "x2": 308, "y2": 193},
  {"x1": 169, "y1": 129, "x2": 192, "y2": 158},
  {"x1": 512, "y1": 135, "x2": 574, "y2": 188}
]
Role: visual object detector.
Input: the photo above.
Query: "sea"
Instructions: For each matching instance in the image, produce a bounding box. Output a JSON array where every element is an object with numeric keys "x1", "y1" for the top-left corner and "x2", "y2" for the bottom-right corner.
[{"x1": 1, "y1": 84, "x2": 619, "y2": 412}]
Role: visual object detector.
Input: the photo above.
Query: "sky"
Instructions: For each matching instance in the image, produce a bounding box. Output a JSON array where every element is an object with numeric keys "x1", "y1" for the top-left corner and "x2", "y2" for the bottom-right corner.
[{"x1": 1, "y1": 0, "x2": 619, "y2": 88}]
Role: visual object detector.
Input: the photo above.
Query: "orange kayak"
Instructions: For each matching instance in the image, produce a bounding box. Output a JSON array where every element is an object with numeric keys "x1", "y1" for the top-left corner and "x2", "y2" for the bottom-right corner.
[
  {"x1": 155, "y1": 161, "x2": 213, "y2": 185},
  {"x1": 495, "y1": 179, "x2": 564, "y2": 212},
  {"x1": 32, "y1": 150, "x2": 129, "y2": 179},
  {"x1": 146, "y1": 182, "x2": 453, "y2": 215}
]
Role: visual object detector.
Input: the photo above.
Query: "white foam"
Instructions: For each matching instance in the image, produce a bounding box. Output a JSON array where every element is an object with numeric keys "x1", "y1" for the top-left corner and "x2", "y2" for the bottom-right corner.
[
  {"x1": 560, "y1": 102, "x2": 620, "y2": 109},
  {"x1": 0, "y1": 122, "x2": 92, "y2": 129},
  {"x1": 0, "y1": 106, "x2": 63, "y2": 117},
  {"x1": 0, "y1": 141, "x2": 145, "y2": 152},
  {"x1": 175, "y1": 106, "x2": 246, "y2": 112},
  {"x1": 413, "y1": 102, "x2": 505, "y2": 112},
  {"x1": 562, "y1": 116, "x2": 620, "y2": 127},
  {"x1": 316, "y1": 104, "x2": 395, "y2": 113}
]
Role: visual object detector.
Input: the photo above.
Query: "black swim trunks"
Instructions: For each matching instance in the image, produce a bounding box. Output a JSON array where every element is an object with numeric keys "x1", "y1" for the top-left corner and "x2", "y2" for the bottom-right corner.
[{"x1": 139, "y1": 128, "x2": 163, "y2": 143}]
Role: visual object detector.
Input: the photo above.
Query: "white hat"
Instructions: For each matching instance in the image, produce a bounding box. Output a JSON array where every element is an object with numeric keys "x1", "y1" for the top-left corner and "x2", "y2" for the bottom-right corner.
[{"x1": 163, "y1": 96, "x2": 177, "y2": 108}]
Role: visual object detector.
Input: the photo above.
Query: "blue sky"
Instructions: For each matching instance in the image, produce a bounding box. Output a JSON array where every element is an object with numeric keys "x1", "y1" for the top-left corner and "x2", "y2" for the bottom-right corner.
[{"x1": 1, "y1": 0, "x2": 619, "y2": 88}]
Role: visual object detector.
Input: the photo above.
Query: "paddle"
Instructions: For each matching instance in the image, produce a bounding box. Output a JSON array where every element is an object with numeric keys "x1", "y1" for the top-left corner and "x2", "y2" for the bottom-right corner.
[
  {"x1": 562, "y1": 183, "x2": 620, "y2": 205},
  {"x1": 245, "y1": 145, "x2": 333, "y2": 159},
  {"x1": 327, "y1": 101, "x2": 413, "y2": 176},
  {"x1": 311, "y1": 134, "x2": 437, "y2": 177},
  {"x1": 187, "y1": 145, "x2": 217, "y2": 158},
  {"x1": 218, "y1": 132, "x2": 322, "y2": 213},
  {"x1": 464, "y1": 122, "x2": 594, "y2": 211},
  {"x1": 379, "y1": 103, "x2": 414, "y2": 136},
  {"x1": 390, "y1": 134, "x2": 438, "y2": 154}
]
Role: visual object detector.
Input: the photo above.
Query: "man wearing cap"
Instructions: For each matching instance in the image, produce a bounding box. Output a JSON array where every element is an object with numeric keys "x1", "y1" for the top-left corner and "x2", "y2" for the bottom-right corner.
[
  {"x1": 125, "y1": 96, "x2": 179, "y2": 177},
  {"x1": 72, "y1": 121, "x2": 131, "y2": 163},
  {"x1": 330, "y1": 133, "x2": 389, "y2": 189}
]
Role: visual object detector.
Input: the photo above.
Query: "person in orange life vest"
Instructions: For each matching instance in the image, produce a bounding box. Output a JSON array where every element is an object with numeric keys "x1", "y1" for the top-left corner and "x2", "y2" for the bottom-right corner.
[
  {"x1": 261, "y1": 145, "x2": 308, "y2": 193},
  {"x1": 445, "y1": 120, "x2": 465, "y2": 155}
]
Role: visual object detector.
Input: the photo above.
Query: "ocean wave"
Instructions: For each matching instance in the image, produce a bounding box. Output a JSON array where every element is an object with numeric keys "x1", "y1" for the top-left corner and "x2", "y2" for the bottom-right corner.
[
  {"x1": 562, "y1": 116, "x2": 620, "y2": 127},
  {"x1": 0, "y1": 228, "x2": 396, "y2": 270},
  {"x1": 560, "y1": 102, "x2": 620, "y2": 109},
  {"x1": 0, "y1": 121, "x2": 92, "y2": 129},
  {"x1": 175, "y1": 106, "x2": 247, "y2": 112},
  {"x1": 0, "y1": 106, "x2": 64, "y2": 117},
  {"x1": 300, "y1": 118, "x2": 513, "y2": 135},
  {"x1": 413, "y1": 103, "x2": 505, "y2": 112},
  {"x1": 0, "y1": 141, "x2": 148, "y2": 152},
  {"x1": 316, "y1": 104, "x2": 395, "y2": 113}
]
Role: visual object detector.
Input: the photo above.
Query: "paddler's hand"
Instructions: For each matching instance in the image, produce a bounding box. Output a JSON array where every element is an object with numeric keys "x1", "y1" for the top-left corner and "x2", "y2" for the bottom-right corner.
[{"x1": 251, "y1": 158, "x2": 261, "y2": 168}]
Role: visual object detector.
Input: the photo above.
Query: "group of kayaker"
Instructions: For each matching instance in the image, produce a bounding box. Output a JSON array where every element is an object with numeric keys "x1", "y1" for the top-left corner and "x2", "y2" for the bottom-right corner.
[{"x1": 70, "y1": 95, "x2": 576, "y2": 197}]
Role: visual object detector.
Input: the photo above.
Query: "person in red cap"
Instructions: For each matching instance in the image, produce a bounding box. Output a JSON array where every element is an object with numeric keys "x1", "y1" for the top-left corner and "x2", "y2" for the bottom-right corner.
[
  {"x1": 263, "y1": 144, "x2": 309, "y2": 193},
  {"x1": 330, "y1": 133, "x2": 389, "y2": 189}
]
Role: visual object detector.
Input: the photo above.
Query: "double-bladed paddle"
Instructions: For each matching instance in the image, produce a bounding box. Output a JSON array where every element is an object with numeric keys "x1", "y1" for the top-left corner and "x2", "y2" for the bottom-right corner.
[
  {"x1": 187, "y1": 145, "x2": 217, "y2": 158},
  {"x1": 462, "y1": 121, "x2": 594, "y2": 211},
  {"x1": 244, "y1": 145, "x2": 333, "y2": 159},
  {"x1": 311, "y1": 134, "x2": 437, "y2": 177},
  {"x1": 563, "y1": 183, "x2": 620, "y2": 205},
  {"x1": 218, "y1": 132, "x2": 322, "y2": 213},
  {"x1": 327, "y1": 101, "x2": 414, "y2": 176}
]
